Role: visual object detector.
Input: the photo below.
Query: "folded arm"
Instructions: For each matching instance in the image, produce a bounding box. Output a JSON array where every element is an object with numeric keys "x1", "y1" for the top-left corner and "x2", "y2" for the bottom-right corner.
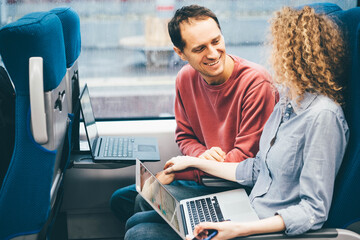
[{"x1": 224, "y1": 81, "x2": 278, "y2": 163}]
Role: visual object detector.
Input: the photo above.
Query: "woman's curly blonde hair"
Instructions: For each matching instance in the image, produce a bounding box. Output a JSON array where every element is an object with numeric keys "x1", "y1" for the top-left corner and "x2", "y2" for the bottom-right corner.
[{"x1": 270, "y1": 6, "x2": 345, "y2": 104}]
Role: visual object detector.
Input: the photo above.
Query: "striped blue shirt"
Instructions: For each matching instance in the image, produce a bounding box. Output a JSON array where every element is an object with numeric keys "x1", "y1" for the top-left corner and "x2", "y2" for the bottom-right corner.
[{"x1": 236, "y1": 92, "x2": 349, "y2": 235}]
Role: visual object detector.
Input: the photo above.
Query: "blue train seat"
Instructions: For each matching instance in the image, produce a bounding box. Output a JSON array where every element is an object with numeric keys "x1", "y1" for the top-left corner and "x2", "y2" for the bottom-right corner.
[
  {"x1": 50, "y1": 7, "x2": 81, "y2": 115},
  {"x1": 49, "y1": 6, "x2": 82, "y2": 166},
  {"x1": 0, "y1": 11, "x2": 71, "y2": 240},
  {"x1": 322, "y1": 4, "x2": 360, "y2": 232}
]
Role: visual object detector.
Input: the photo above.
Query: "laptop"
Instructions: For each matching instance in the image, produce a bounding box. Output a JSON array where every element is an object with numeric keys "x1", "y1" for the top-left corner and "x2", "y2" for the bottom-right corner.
[
  {"x1": 135, "y1": 159, "x2": 259, "y2": 239},
  {"x1": 79, "y1": 84, "x2": 160, "y2": 162}
]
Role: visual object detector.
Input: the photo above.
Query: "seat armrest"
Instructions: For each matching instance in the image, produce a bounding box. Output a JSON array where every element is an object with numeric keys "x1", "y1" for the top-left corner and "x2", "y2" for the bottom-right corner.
[{"x1": 233, "y1": 228, "x2": 360, "y2": 240}]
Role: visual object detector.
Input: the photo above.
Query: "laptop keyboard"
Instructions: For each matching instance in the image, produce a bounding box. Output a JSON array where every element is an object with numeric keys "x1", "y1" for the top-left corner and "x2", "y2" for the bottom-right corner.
[
  {"x1": 103, "y1": 137, "x2": 134, "y2": 157},
  {"x1": 187, "y1": 196, "x2": 224, "y2": 231}
]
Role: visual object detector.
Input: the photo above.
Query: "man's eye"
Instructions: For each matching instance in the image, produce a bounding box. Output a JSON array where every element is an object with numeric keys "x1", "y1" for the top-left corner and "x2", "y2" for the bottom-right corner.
[{"x1": 213, "y1": 39, "x2": 220, "y2": 44}]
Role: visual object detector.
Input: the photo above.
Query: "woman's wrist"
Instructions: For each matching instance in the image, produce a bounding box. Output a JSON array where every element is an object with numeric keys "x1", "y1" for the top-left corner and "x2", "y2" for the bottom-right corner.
[
  {"x1": 190, "y1": 157, "x2": 204, "y2": 169},
  {"x1": 242, "y1": 216, "x2": 286, "y2": 236},
  {"x1": 230, "y1": 221, "x2": 253, "y2": 237}
]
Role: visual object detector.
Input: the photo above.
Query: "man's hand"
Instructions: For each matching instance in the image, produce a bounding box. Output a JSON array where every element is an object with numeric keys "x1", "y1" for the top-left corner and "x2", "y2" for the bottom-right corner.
[
  {"x1": 156, "y1": 170, "x2": 175, "y2": 185},
  {"x1": 199, "y1": 147, "x2": 226, "y2": 162}
]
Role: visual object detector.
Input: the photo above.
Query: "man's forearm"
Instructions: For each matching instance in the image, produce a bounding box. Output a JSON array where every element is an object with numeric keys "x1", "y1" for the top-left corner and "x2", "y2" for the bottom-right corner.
[{"x1": 176, "y1": 135, "x2": 207, "y2": 156}]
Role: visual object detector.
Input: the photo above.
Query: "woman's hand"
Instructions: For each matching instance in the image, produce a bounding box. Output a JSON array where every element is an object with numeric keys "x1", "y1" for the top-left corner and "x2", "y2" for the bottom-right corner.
[
  {"x1": 186, "y1": 221, "x2": 250, "y2": 240},
  {"x1": 185, "y1": 216, "x2": 286, "y2": 239},
  {"x1": 163, "y1": 156, "x2": 200, "y2": 174}
]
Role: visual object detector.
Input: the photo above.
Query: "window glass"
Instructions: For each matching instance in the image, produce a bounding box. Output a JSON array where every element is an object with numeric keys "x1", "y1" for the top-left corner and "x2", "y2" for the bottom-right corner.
[{"x1": 1, "y1": 0, "x2": 356, "y2": 119}]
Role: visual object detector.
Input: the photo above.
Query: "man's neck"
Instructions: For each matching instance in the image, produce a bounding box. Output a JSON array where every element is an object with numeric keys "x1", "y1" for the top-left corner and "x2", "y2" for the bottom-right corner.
[{"x1": 205, "y1": 55, "x2": 235, "y2": 85}]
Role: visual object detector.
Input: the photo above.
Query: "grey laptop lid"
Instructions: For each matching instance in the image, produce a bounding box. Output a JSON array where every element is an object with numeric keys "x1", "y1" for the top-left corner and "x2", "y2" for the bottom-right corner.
[{"x1": 136, "y1": 159, "x2": 185, "y2": 237}]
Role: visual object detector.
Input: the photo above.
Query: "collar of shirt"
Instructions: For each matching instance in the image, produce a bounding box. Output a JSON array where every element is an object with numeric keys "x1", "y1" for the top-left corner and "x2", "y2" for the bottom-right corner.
[{"x1": 279, "y1": 92, "x2": 318, "y2": 116}]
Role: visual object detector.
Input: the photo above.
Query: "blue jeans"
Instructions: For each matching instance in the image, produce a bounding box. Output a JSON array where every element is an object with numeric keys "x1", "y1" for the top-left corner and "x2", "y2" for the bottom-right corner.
[
  {"x1": 110, "y1": 180, "x2": 235, "y2": 222},
  {"x1": 110, "y1": 184, "x2": 139, "y2": 222},
  {"x1": 125, "y1": 210, "x2": 181, "y2": 240}
]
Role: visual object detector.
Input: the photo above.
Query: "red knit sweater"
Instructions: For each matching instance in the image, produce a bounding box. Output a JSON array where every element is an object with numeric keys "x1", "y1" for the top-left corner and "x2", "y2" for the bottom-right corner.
[{"x1": 174, "y1": 55, "x2": 278, "y2": 182}]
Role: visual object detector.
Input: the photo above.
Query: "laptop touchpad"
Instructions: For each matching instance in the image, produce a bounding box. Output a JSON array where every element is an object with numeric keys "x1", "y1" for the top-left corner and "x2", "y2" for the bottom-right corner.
[{"x1": 138, "y1": 145, "x2": 156, "y2": 152}]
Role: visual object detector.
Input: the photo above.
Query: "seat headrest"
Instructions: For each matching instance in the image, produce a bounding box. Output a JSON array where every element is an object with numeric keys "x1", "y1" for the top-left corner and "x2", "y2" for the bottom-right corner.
[
  {"x1": 296, "y1": 2, "x2": 342, "y2": 14},
  {"x1": 50, "y1": 7, "x2": 81, "y2": 68},
  {"x1": 0, "y1": 11, "x2": 66, "y2": 94}
]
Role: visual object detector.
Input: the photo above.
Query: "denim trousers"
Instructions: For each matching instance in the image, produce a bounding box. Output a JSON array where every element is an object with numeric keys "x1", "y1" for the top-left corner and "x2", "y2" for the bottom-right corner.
[{"x1": 124, "y1": 210, "x2": 181, "y2": 240}]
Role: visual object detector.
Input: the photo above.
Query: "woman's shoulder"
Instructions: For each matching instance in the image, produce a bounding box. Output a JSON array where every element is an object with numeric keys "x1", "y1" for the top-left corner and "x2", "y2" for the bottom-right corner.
[
  {"x1": 307, "y1": 94, "x2": 347, "y2": 128},
  {"x1": 311, "y1": 95, "x2": 343, "y2": 114}
]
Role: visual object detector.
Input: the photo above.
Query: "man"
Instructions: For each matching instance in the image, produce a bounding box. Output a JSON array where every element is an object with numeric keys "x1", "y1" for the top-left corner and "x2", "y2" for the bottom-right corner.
[{"x1": 110, "y1": 4, "x2": 277, "y2": 223}]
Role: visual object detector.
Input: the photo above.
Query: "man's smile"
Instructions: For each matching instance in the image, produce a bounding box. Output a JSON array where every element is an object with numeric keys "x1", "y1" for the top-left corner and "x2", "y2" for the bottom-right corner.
[{"x1": 204, "y1": 59, "x2": 220, "y2": 66}]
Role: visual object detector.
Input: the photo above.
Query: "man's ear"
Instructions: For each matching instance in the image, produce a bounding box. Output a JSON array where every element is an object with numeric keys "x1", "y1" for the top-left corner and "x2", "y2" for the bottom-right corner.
[{"x1": 173, "y1": 46, "x2": 187, "y2": 61}]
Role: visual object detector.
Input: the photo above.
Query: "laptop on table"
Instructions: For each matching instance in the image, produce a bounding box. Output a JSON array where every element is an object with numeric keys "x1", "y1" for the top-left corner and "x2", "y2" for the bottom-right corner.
[
  {"x1": 79, "y1": 84, "x2": 160, "y2": 162},
  {"x1": 135, "y1": 159, "x2": 259, "y2": 239}
]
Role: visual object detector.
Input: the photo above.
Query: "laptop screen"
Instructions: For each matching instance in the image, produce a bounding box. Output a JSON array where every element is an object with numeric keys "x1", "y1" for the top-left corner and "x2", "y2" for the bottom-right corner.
[
  {"x1": 79, "y1": 84, "x2": 99, "y2": 155},
  {"x1": 138, "y1": 161, "x2": 181, "y2": 233}
]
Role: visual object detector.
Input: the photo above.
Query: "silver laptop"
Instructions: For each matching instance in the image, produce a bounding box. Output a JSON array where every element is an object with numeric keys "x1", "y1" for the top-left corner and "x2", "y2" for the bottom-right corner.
[
  {"x1": 79, "y1": 84, "x2": 160, "y2": 162},
  {"x1": 135, "y1": 159, "x2": 259, "y2": 239}
]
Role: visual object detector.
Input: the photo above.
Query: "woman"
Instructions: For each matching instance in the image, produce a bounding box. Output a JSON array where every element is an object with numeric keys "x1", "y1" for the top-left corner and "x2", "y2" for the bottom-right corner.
[{"x1": 125, "y1": 6, "x2": 349, "y2": 240}]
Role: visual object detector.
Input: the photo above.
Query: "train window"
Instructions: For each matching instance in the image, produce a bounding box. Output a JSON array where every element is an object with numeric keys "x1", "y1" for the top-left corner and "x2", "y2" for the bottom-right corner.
[{"x1": 0, "y1": 0, "x2": 357, "y2": 119}]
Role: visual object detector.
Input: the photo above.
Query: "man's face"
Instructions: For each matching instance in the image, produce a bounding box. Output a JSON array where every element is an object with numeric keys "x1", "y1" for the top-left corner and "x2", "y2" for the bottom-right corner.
[{"x1": 174, "y1": 17, "x2": 227, "y2": 85}]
